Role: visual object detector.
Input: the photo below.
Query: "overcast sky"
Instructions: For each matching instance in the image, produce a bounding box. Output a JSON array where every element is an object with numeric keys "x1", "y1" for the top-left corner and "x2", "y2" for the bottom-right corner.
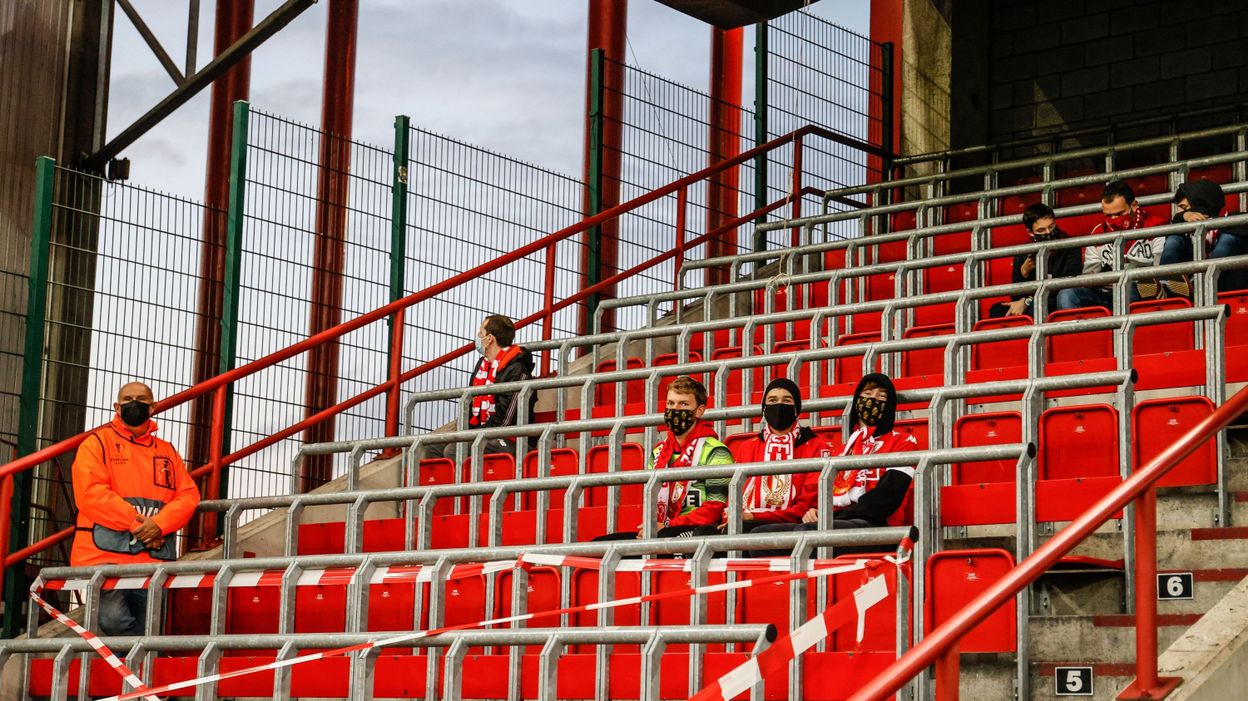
[{"x1": 108, "y1": 0, "x2": 869, "y2": 198}]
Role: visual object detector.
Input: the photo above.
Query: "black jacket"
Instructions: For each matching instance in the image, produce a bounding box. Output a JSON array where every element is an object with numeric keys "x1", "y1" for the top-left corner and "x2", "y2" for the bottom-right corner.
[
  {"x1": 1174, "y1": 179, "x2": 1248, "y2": 241},
  {"x1": 1008, "y1": 230, "x2": 1083, "y2": 302},
  {"x1": 470, "y1": 346, "x2": 538, "y2": 432}
]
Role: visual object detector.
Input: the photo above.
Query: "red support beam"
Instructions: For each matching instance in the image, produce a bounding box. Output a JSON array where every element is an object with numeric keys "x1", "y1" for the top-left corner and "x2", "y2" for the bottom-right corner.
[
  {"x1": 580, "y1": 0, "x2": 627, "y2": 334},
  {"x1": 705, "y1": 26, "x2": 743, "y2": 287},
  {"x1": 188, "y1": 0, "x2": 253, "y2": 524},
  {"x1": 302, "y1": 0, "x2": 359, "y2": 491}
]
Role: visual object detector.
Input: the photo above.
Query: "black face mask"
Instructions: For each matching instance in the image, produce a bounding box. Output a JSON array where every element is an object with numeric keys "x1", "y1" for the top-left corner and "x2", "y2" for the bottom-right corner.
[
  {"x1": 855, "y1": 396, "x2": 886, "y2": 427},
  {"x1": 763, "y1": 403, "x2": 798, "y2": 431},
  {"x1": 119, "y1": 400, "x2": 151, "y2": 428},
  {"x1": 664, "y1": 408, "x2": 697, "y2": 435}
]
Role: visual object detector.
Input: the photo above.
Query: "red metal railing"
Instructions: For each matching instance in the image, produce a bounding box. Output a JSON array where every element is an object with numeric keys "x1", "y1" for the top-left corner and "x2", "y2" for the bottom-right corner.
[
  {"x1": 0, "y1": 124, "x2": 884, "y2": 600},
  {"x1": 849, "y1": 384, "x2": 1248, "y2": 701}
]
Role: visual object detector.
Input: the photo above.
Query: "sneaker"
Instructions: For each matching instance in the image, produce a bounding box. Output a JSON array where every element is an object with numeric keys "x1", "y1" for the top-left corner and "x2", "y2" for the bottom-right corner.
[
  {"x1": 1136, "y1": 279, "x2": 1160, "y2": 300},
  {"x1": 1163, "y1": 275, "x2": 1191, "y2": 299}
]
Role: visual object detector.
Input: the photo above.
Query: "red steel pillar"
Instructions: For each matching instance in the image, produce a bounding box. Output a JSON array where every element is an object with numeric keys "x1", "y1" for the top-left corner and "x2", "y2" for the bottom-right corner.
[
  {"x1": 302, "y1": 0, "x2": 358, "y2": 491},
  {"x1": 705, "y1": 26, "x2": 744, "y2": 287},
  {"x1": 579, "y1": 0, "x2": 627, "y2": 334},
  {"x1": 189, "y1": 0, "x2": 254, "y2": 486}
]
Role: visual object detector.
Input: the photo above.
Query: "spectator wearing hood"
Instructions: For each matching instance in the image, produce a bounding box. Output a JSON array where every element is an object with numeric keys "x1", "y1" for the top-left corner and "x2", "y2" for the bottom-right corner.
[
  {"x1": 752, "y1": 373, "x2": 919, "y2": 534},
  {"x1": 422, "y1": 314, "x2": 538, "y2": 460},
  {"x1": 987, "y1": 203, "x2": 1083, "y2": 319},
  {"x1": 725, "y1": 378, "x2": 834, "y2": 531},
  {"x1": 1159, "y1": 179, "x2": 1248, "y2": 294},
  {"x1": 1055, "y1": 180, "x2": 1167, "y2": 311}
]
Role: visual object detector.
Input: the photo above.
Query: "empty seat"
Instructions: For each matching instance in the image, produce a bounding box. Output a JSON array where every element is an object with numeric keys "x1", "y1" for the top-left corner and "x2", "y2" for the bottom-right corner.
[
  {"x1": 709, "y1": 344, "x2": 765, "y2": 401},
  {"x1": 520, "y1": 447, "x2": 579, "y2": 509},
  {"x1": 594, "y1": 356, "x2": 645, "y2": 408},
  {"x1": 1133, "y1": 396, "x2": 1216, "y2": 487},
  {"x1": 1046, "y1": 307, "x2": 1112, "y2": 364},
  {"x1": 1037, "y1": 404, "x2": 1121, "y2": 522},
  {"x1": 1222, "y1": 290, "x2": 1248, "y2": 347},
  {"x1": 832, "y1": 331, "x2": 880, "y2": 386},
  {"x1": 1130, "y1": 298, "x2": 1194, "y2": 355},
  {"x1": 585, "y1": 442, "x2": 646, "y2": 507},
  {"x1": 953, "y1": 412, "x2": 1022, "y2": 485},
  {"x1": 925, "y1": 549, "x2": 1016, "y2": 653},
  {"x1": 900, "y1": 323, "x2": 954, "y2": 378},
  {"x1": 971, "y1": 316, "x2": 1032, "y2": 371},
  {"x1": 652, "y1": 350, "x2": 702, "y2": 406},
  {"x1": 893, "y1": 417, "x2": 930, "y2": 450},
  {"x1": 418, "y1": 458, "x2": 458, "y2": 516}
]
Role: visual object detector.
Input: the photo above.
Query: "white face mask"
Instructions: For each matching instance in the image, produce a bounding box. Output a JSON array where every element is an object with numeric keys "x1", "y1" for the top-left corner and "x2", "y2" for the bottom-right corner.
[{"x1": 475, "y1": 334, "x2": 488, "y2": 355}]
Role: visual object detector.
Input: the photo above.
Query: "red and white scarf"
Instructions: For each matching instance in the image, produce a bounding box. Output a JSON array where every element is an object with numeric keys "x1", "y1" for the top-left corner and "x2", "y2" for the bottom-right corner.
[
  {"x1": 744, "y1": 427, "x2": 797, "y2": 510},
  {"x1": 469, "y1": 346, "x2": 520, "y2": 426},
  {"x1": 654, "y1": 422, "x2": 717, "y2": 523}
]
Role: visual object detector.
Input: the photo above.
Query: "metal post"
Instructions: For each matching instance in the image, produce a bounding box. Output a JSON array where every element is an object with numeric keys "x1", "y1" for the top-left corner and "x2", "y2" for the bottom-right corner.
[
  {"x1": 880, "y1": 42, "x2": 895, "y2": 174},
  {"x1": 674, "y1": 186, "x2": 688, "y2": 290},
  {"x1": 585, "y1": 47, "x2": 606, "y2": 331},
  {"x1": 752, "y1": 20, "x2": 769, "y2": 252},
  {"x1": 303, "y1": 0, "x2": 359, "y2": 490},
  {"x1": 934, "y1": 643, "x2": 960, "y2": 700},
  {"x1": 705, "y1": 26, "x2": 744, "y2": 287},
  {"x1": 1117, "y1": 486, "x2": 1181, "y2": 699},
  {"x1": 211, "y1": 99, "x2": 250, "y2": 537},
  {"x1": 386, "y1": 115, "x2": 411, "y2": 436},
  {"x1": 2, "y1": 156, "x2": 55, "y2": 638}
]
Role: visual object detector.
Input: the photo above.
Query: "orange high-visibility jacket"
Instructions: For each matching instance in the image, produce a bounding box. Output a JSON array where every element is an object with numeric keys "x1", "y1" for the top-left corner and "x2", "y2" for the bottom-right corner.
[{"x1": 70, "y1": 416, "x2": 201, "y2": 567}]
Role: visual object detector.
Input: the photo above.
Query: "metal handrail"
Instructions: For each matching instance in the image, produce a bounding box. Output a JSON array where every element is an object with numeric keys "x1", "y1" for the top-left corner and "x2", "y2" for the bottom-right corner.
[
  {"x1": 892, "y1": 102, "x2": 1248, "y2": 168},
  {"x1": 0, "y1": 124, "x2": 870, "y2": 587},
  {"x1": 849, "y1": 383, "x2": 1248, "y2": 701},
  {"x1": 823, "y1": 123, "x2": 1247, "y2": 201}
]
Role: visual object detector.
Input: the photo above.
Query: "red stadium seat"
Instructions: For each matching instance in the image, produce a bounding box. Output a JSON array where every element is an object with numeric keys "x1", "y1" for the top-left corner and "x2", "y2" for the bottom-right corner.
[
  {"x1": 594, "y1": 356, "x2": 645, "y2": 408},
  {"x1": 460, "y1": 452, "x2": 517, "y2": 512},
  {"x1": 585, "y1": 442, "x2": 647, "y2": 507},
  {"x1": 709, "y1": 345, "x2": 765, "y2": 402},
  {"x1": 521, "y1": 447, "x2": 579, "y2": 509},
  {"x1": 1046, "y1": 307, "x2": 1112, "y2": 364},
  {"x1": 418, "y1": 458, "x2": 457, "y2": 516},
  {"x1": 901, "y1": 323, "x2": 954, "y2": 378},
  {"x1": 1218, "y1": 291, "x2": 1248, "y2": 347},
  {"x1": 893, "y1": 417, "x2": 929, "y2": 450},
  {"x1": 653, "y1": 350, "x2": 703, "y2": 405},
  {"x1": 1133, "y1": 396, "x2": 1216, "y2": 487},
  {"x1": 971, "y1": 316, "x2": 1032, "y2": 371},
  {"x1": 832, "y1": 331, "x2": 880, "y2": 387},
  {"x1": 1129, "y1": 298, "x2": 1194, "y2": 355},
  {"x1": 953, "y1": 412, "x2": 1022, "y2": 485},
  {"x1": 925, "y1": 549, "x2": 1016, "y2": 653},
  {"x1": 1037, "y1": 404, "x2": 1121, "y2": 522}
]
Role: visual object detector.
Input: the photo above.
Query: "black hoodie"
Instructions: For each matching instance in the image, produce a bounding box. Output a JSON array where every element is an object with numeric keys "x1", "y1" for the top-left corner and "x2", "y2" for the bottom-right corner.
[
  {"x1": 1174, "y1": 179, "x2": 1248, "y2": 240},
  {"x1": 470, "y1": 345, "x2": 538, "y2": 432},
  {"x1": 838, "y1": 373, "x2": 917, "y2": 525}
]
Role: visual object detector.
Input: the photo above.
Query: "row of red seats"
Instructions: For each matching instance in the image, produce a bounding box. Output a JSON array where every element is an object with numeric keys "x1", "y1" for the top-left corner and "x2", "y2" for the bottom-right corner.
[
  {"x1": 34, "y1": 544, "x2": 1016, "y2": 699},
  {"x1": 296, "y1": 394, "x2": 1208, "y2": 555},
  {"x1": 572, "y1": 292, "x2": 1248, "y2": 416}
]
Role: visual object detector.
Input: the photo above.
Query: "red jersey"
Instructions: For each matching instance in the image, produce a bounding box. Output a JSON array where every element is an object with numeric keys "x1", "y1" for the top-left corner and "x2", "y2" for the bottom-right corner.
[
  {"x1": 831, "y1": 426, "x2": 919, "y2": 526},
  {"x1": 733, "y1": 426, "x2": 835, "y2": 524}
]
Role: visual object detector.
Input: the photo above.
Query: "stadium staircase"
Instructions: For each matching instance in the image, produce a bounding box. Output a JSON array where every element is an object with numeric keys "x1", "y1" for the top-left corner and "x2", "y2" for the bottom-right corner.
[{"x1": 3, "y1": 120, "x2": 1248, "y2": 701}]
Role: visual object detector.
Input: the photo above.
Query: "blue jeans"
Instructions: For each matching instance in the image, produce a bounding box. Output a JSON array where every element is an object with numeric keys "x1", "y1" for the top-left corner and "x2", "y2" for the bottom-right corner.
[
  {"x1": 1054, "y1": 284, "x2": 1140, "y2": 312},
  {"x1": 1162, "y1": 233, "x2": 1248, "y2": 292},
  {"x1": 98, "y1": 589, "x2": 148, "y2": 636}
]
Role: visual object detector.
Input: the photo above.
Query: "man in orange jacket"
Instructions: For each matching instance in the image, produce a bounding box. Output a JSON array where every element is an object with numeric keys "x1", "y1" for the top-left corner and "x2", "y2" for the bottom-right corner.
[{"x1": 71, "y1": 382, "x2": 200, "y2": 635}]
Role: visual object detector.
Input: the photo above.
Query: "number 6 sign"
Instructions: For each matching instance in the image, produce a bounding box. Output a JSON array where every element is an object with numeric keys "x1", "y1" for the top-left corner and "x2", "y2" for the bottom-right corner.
[{"x1": 1157, "y1": 572, "x2": 1194, "y2": 601}]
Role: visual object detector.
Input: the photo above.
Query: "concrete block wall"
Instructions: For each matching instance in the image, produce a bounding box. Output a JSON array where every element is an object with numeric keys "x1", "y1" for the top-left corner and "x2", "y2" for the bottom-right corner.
[{"x1": 985, "y1": 0, "x2": 1248, "y2": 142}]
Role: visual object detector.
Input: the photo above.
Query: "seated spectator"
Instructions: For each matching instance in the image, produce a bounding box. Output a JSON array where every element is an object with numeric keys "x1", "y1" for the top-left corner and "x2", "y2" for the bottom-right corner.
[
  {"x1": 725, "y1": 378, "x2": 833, "y2": 532},
  {"x1": 71, "y1": 382, "x2": 201, "y2": 636},
  {"x1": 752, "y1": 373, "x2": 918, "y2": 536},
  {"x1": 1055, "y1": 180, "x2": 1166, "y2": 312},
  {"x1": 1159, "y1": 179, "x2": 1248, "y2": 294},
  {"x1": 595, "y1": 375, "x2": 733, "y2": 541},
  {"x1": 421, "y1": 314, "x2": 536, "y2": 460},
  {"x1": 987, "y1": 203, "x2": 1083, "y2": 319}
]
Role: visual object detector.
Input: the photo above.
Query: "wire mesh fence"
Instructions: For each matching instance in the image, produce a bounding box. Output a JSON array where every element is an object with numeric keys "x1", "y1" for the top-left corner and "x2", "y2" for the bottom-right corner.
[{"x1": 20, "y1": 165, "x2": 219, "y2": 568}]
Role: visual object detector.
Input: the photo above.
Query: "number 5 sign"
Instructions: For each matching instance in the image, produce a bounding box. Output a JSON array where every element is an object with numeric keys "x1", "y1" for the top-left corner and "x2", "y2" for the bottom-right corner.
[
  {"x1": 1157, "y1": 573, "x2": 1194, "y2": 600},
  {"x1": 1055, "y1": 666, "x2": 1093, "y2": 696}
]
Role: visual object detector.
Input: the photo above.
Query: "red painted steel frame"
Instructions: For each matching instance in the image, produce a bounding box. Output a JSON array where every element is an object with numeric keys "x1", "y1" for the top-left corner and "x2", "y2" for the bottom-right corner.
[
  {"x1": 188, "y1": 0, "x2": 253, "y2": 485},
  {"x1": 580, "y1": 0, "x2": 628, "y2": 334},
  {"x1": 0, "y1": 124, "x2": 883, "y2": 597},
  {"x1": 705, "y1": 26, "x2": 744, "y2": 287},
  {"x1": 303, "y1": 0, "x2": 359, "y2": 491},
  {"x1": 849, "y1": 383, "x2": 1248, "y2": 701}
]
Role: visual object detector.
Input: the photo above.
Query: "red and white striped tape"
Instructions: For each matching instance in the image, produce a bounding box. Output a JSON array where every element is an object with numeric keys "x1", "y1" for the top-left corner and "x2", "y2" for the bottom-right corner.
[
  {"x1": 689, "y1": 566, "x2": 894, "y2": 701},
  {"x1": 688, "y1": 529, "x2": 916, "y2": 701},
  {"x1": 37, "y1": 556, "x2": 825, "y2": 593},
  {"x1": 66, "y1": 557, "x2": 881, "y2": 701},
  {"x1": 27, "y1": 588, "x2": 160, "y2": 701}
]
